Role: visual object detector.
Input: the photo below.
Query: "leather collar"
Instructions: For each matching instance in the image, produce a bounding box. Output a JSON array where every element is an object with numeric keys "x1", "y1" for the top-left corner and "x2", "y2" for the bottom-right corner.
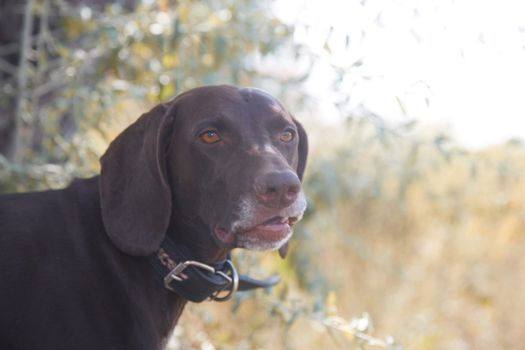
[{"x1": 150, "y1": 237, "x2": 280, "y2": 303}]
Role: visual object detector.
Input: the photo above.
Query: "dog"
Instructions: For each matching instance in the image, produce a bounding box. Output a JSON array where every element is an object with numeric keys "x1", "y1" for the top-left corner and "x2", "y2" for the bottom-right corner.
[{"x1": 0, "y1": 85, "x2": 308, "y2": 349}]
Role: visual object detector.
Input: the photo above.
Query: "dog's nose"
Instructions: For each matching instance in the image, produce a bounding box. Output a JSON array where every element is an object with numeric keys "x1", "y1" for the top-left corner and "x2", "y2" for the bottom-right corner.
[{"x1": 253, "y1": 170, "x2": 301, "y2": 208}]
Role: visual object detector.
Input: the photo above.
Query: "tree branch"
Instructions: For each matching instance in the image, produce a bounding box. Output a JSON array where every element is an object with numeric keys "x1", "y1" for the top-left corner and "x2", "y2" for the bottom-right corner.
[{"x1": 12, "y1": 0, "x2": 35, "y2": 160}]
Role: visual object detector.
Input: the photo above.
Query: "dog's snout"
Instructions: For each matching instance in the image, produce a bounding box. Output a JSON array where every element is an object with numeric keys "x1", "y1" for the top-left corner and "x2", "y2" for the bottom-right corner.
[{"x1": 253, "y1": 170, "x2": 301, "y2": 208}]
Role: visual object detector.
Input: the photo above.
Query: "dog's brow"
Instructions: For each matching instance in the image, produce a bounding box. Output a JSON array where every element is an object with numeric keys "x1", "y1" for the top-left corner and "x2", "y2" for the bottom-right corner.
[
  {"x1": 191, "y1": 117, "x2": 234, "y2": 135},
  {"x1": 265, "y1": 115, "x2": 295, "y2": 132}
]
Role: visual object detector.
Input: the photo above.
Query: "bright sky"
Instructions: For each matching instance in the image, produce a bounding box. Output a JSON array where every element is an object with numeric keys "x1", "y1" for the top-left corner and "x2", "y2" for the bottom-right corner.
[{"x1": 274, "y1": 0, "x2": 525, "y2": 148}]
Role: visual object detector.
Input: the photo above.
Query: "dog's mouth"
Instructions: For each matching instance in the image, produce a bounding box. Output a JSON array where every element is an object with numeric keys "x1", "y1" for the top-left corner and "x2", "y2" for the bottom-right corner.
[{"x1": 213, "y1": 216, "x2": 299, "y2": 249}]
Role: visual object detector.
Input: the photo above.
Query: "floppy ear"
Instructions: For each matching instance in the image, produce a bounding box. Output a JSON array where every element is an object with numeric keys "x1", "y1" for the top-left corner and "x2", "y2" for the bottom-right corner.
[
  {"x1": 279, "y1": 118, "x2": 308, "y2": 259},
  {"x1": 293, "y1": 118, "x2": 308, "y2": 181},
  {"x1": 99, "y1": 103, "x2": 175, "y2": 256}
]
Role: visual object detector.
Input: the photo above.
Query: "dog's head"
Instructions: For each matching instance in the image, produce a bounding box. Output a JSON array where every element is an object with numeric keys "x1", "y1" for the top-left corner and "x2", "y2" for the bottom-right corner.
[{"x1": 99, "y1": 85, "x2": 308, "y2": 260}]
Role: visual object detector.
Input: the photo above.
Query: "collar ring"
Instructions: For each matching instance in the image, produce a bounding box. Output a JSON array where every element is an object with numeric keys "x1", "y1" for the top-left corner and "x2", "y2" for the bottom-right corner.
[{"x1": 210, "y1": 260, "x2": 239, "y2": 302}]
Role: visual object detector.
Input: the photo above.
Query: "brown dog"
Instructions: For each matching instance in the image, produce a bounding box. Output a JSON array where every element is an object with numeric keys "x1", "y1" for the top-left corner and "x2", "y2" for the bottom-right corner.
[{"x1": 0, "y1": 85, "x2": 308, "y2": 349}]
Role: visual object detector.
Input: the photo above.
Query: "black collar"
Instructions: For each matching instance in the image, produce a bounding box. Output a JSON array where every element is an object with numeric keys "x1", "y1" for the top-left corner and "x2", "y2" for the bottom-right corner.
[{"x1": 150, "y1": 237, "x2": 280, "y2": 303}]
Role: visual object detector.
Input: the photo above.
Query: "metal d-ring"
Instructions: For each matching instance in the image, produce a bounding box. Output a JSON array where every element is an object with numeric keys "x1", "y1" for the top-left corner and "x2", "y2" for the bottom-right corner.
[{"x1": 210, "y1": 260, "x2": 239, "y2": 302}]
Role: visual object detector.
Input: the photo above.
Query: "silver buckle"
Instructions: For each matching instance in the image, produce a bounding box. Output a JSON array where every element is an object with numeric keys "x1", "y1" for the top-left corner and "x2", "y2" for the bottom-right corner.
[
  {"x1": 163, "y1": 260, "x2": 239, "y2": 302},
  {"x1": 163, "y1": 260, "x2": 215, "y2": 288}
]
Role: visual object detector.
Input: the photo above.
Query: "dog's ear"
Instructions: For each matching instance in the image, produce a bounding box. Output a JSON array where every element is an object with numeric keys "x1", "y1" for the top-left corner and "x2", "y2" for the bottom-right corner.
[
  {"x1": 293, "y1": 118, "x2": 308, "y2": 181},
  {"x1": 278, "y1": 118, "x2": 308, "y2": 260},
  {"x1": 99, "y1": 103, "x2": 175, "y2": 256}
]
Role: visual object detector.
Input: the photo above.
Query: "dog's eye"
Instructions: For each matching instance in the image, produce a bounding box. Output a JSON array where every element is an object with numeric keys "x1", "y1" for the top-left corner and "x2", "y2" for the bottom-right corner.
[
  {"x1": 200, "y1": 130, "x2": 221, "y2": 144},
  {"x1": 279, "y1": 130, "x2": 295, "y2": 143}
]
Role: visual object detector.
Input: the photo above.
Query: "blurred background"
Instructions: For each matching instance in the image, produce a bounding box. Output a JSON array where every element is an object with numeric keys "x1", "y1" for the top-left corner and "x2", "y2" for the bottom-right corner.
[{"x1": 1, "y1": 0, "x2": 525, "y2": 349}]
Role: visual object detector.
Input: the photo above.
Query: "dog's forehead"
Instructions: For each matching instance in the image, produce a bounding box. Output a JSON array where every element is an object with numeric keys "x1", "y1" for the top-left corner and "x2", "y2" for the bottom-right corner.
[
  {"x1": 239, "y1": 87, "x2": 291, "y2": 121},
  {"x1": 176, "y1": 86, "x2": 292, "y2": 123}
]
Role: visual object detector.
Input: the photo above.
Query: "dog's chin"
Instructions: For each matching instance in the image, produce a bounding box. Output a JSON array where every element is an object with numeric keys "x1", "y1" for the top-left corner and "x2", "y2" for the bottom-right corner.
[{"x1": 236, "y1": 223, "x2": 293, "y2": 251}]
